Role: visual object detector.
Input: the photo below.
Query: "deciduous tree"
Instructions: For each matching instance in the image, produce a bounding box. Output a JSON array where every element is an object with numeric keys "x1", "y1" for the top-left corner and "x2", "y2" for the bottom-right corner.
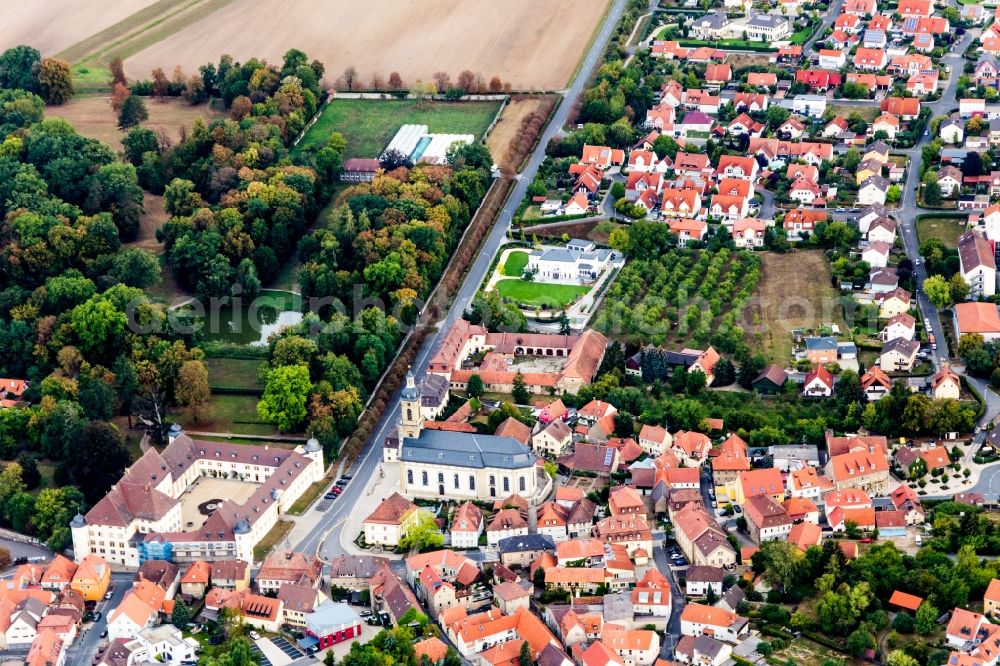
[
  {"x1": 257, "y1": 364, "x2": 312, "y2": 432},
  {"x1": 117, "y1": 94, "x2": 148, "y2": 130},
  {"x1": 37, "y1": 58, "x2": 74, "y2": 104}
]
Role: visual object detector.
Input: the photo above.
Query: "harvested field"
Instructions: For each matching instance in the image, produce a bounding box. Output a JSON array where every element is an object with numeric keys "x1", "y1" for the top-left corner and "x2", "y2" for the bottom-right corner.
[
  {"x1": 486, "y1": 96, "x2": 558, "y2": 171},
  {"x1": 124, "y1": 0, "x2": 611, "y2": 90},
  {"x1": 749, "y1": 251, "x2": 848, "y2": 363},
  {"x1": 47, "y1": 96, "x2": 223, "y2": 151},
  {"x1": 0, "y1": 0, "x2": 162, "y2": 56}
]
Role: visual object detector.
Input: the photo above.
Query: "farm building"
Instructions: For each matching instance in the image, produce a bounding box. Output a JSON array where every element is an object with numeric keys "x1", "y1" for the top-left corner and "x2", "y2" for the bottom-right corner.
[{"x1": 382, "y1": 124, "x2": 474, "y2": 165}]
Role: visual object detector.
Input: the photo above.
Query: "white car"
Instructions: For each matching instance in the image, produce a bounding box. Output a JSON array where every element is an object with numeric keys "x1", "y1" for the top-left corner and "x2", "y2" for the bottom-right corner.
[{"x1": 249, "y1": 631, "x2": 261, "y2": 641}]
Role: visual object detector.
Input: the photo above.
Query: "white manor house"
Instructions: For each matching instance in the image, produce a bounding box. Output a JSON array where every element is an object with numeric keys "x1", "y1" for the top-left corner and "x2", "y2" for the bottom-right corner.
[
  {"x1": 70, "y1": 429, "x2": 324, "y2": 568},
  {"x1": 525, "y1": 239, "x2": 618, "y2": 284}
]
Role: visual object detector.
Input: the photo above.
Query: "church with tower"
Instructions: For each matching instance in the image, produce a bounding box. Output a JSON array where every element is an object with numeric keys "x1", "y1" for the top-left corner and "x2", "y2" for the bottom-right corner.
[{"x1": 384, "y1": 371, "x2": 542, "y2": 502}]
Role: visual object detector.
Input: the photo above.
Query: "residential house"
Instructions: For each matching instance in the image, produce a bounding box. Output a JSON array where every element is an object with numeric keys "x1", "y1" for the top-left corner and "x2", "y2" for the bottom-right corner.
[
  {"x1": 803, "y1": 365, "x2": 834, "y2": 397},
  {"x1": 931, "y1": 363, "x2": 961, "y2": 400},
  {"x1": 680, "y1": 603, "x2": 749, "y2": 643},
  {"x1": 880, "y1": 338, "x2": 919, "y2": 373},
  {"x1": 958, "y1": 230, "x2": 997, "y2": 298},
  {"x1": 363, "y1": 493, "x2": 421, "y2": 547}
]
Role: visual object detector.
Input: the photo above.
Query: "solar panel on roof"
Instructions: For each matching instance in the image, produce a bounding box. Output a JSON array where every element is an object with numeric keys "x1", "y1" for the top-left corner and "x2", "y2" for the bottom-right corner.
[{"x1": 603, "y1": 449, "x2": 614, "y2": 467}]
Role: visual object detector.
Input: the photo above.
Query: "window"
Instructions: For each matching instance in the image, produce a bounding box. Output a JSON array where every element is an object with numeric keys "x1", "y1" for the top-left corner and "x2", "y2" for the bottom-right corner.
[
  {"x1": 438, "y1": 472, "x2": 444, "y2": 483},
  {"x1": 503, "y1": 477, "x2": 510, "y2": 492},
  {"x1": 489, "y1": 475, "x2": 495, "y2": 486},
  {"x1": 454, "y1": 474, "x2": 460, "y2": 489},
  {"x1": 422, "y1": 471, "x2": 428, "y2": 485},
  {"x1": 469, "y1": 476, "x2": 476, "y2": 490},
  {"x1": 519, "y1": 476, "x2": 526, "y2": 492},
  {"x1": 406, "y1": 408, "x2": 413, "y2": 421}
]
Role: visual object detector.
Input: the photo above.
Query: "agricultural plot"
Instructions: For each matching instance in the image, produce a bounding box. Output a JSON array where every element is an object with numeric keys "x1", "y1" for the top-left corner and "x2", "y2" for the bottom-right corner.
[
  {"x1": 294, "y1": 99, "x2": 501, "y2": 159},
  {"x1": 47, "y1": 96, "x2": 224, "y2": 151},
  {"x1": 0, "y1": 0, "x2": 162, "y2": 56},
  {"x1": 594, "y1": 248, "x2": 762, "y2": 351},
  {"x1": 122, "y1": 0, "x2": 611, "y2": 90},
  {"x1": 750, "y1": 251, "x2": 848, "y2": 363}
]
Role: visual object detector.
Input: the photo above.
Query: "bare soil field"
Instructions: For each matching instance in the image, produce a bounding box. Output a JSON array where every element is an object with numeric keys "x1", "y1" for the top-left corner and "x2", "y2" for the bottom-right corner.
[
  {"x1": 0, "y1": 0, "x2": 161, "y2": 56},
  {"x1": 486, "y1": 96, "x2": 557, "y2": 171},
  {"x1": 124, "y1": 0, "x2": 611, "y2": 90},
  {"x1": 748, "y1": 251, "x2": 848, "y2": 363},
  {"x1": 47, "y1": 96, "x2": 223, "y2": 151}
]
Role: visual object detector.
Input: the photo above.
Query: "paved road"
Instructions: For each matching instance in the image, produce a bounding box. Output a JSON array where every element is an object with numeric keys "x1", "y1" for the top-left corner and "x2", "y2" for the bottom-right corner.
[
  {"x1": 804, "y1": 0, "x2": 846, "y2": 53},
  {"x1": 293, "y1": 0, "x2": 631, "y2": 559},
  {"x1": 652, "y1": 543, "x2": 685, "y2": 660},
  {"x1": 64, "y1": 572, "x2": 134, "y2": 665}
]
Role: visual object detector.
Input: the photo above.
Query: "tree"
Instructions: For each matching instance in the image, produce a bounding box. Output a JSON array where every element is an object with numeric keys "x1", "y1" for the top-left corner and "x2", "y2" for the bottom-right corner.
[
  {"x1": 559, "y1": 311, "x2": 571, "y2": 335},
  {"x1": 886, "y1": 185, "x2": 901, "y2": 204},
  {"x1": 433, "y1": 71, "x2": 451, "y2": 91},
  {"x1": 924, "y1": 274, "x2": 952, "y2": 309},
  {"x1": 183, "y1": 75, "x2": 207, "y2": 104},
  {"x1": 388, "y1": 71, "x2": 404, "y2": 89},
  {"x1": 176, "y1": 360, "x2": 210, "y2": 422},
  {"x1": 110, "y1": 82, "x2": 130, "y2": 113},
  {"x1": 151, "y1": 67, "x2": 169, "y2": 97},
  {"x1": 37, "y1": 58, "x2": 74, "y2": 104},
  {"x1": 467, "y1": 374, "x2": 484, "y2": 399},
  {"x1": 71, "y1": 422, "x2": 131, "y2": 504},
  {"x1": 949, "y1": 272, "x2": 970, "y2": 303},
  {"x1": 489, "y1": 76, "x2": 503, "y2": 92},
  {"x1": 924, "y1": 179, "x2": 942, "y2": 205},
  {"x1": 519, "y1": 640, "x2": 533, "y2": 666},
  {"x1": 16, "y1": 453, "x2": 40, "y2": 490},
  {"x1": 0, "y1": 45, "x2": 41, "y2": 93},
  {"x1": 915, "y1": 600, "x2": 937, "y2": 635},
  {"x1": 512, "y1": 372, "x2": 530, "y2": 405},
  {"x1": 892, "y1": 611, "x2": 915, "y2": 633},
  {"x1": 118, "y1": 94, "x2": 148, "y2": 130},
  {"x1": 109, "y1": 248, "x2": 161, "y2": 288},
  {"x1": 172, "y1": 597, "x2": 191, "y2": 627},
  {"x1": 457, "y1": 70, "x2": 476, "y2": 93},
  {"x1": 257, "y1": 364, "x2": 312, "y2": 432},
  {"x1": 109, "y1": 57, "x2": 127, "y2": 85},
  {"x1": 399, "y1": 512, "x2": 444, "y2": 551},
  {"x1": 0, "y1": 547, "x2": 11, "y2": 571},
  {"x1": 887, "y1": 650, "x2": 919, "y2": 666},
  {"x1": 343, "y1": 66, "x2": 358, "y2": 91},
  {"x1": 846, "y1": 629, "x2": 875, "y2": 657},
  {"x1": 765, "y1": 106, "x2": 790, "y2": 127}
]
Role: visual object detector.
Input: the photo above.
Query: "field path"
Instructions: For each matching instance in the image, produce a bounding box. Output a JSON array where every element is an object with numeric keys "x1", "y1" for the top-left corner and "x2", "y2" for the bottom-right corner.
[{"x1": 57, "y1": 0, "x2": 240, "y2": 67}]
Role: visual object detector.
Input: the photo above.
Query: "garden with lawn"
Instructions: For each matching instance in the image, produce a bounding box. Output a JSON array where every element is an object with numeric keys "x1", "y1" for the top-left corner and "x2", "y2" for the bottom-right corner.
[
  {"x1": 503, "y1": 250, "x2": 530, "y2": 277},
  {"x1": 494, "y1": 279, "x2": 590, "y2": 309},
  {"x1": 293, "y1": 98, "x2": 502, "y2": 158},
  {"x1": 915, "y1": 215, "x2": 964, "y2": 249}
]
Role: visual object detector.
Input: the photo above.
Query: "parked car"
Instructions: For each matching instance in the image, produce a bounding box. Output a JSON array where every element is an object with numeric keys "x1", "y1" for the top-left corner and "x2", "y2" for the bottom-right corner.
[{"x1": 249, "y1": 630, "x2": 261, "y2": 641}]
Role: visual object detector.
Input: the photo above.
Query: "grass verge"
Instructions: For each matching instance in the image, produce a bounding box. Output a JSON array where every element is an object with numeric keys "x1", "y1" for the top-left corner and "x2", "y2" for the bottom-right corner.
[
  {"x1": 287, "y1": 478, "x2": 331, "y2": 516},
  {"x1": 253, "y1": 519, "x2": 294, "y2": 561}
]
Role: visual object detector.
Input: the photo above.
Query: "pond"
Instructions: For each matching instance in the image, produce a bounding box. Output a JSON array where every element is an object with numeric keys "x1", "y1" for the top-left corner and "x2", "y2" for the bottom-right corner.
[{"x1": 180, "y1": 290, "x2": 303, "y2": 346}]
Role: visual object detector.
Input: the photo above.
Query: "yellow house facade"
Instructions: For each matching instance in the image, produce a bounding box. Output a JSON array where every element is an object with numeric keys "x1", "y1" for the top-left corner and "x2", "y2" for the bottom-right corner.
[{"x1": 70, "y1": 555, "x2": 111, "y2": 602}]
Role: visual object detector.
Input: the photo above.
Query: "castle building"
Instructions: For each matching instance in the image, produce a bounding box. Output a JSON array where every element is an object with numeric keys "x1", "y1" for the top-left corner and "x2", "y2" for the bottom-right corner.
[{"x1": 70, "y1": 432, "x2": 324, "y2": 568}]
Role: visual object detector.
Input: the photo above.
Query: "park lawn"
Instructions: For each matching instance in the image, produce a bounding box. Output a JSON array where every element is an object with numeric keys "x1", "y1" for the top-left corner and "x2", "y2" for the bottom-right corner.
[
  {"x1": 494, "y1": 278, "x2": 589, "y2": 308},
  {"x1": 916, "y1": 216, "x2": 964, "y2": 249},
  {"x1": 293, "y1": 99, "x2": 502, "y2": 159},
  {"x1": 204, "y1": 358, "x2": 265, "y2": 392},
  {"x1": 169, "y1": 393, "x2": 279, "y2": 436},
  {"x1": 751, "y1": 251, "x2": 848, "y2": 363},
  {"x1": 503, "y1": 251, "x2": 530, "y2": 277}
]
